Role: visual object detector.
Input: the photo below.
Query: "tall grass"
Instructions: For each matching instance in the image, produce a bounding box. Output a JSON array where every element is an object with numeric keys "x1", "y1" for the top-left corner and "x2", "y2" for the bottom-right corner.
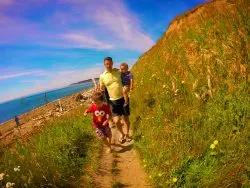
[
  {"x1": 0, "y1": 106, "x2": 101, "y2": 187},
  {"x1": 130, "y1": 0, "x2": 249, "y2": 187}
]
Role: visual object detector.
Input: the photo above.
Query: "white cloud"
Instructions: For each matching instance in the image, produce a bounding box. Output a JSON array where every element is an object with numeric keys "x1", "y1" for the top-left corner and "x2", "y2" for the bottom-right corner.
[
  {"x1": 0, "y1": 67, "x2": 104, "y2": 103},
  {"x1": 0, "y1": 70, "x2": 46, "y2": 80},
  {"x1": 91, "y1": 3, "x2": 155, "y2": 52},
  {"x1": 0, "y1": 58, "x2": 138, "y2": 103},
  {"x1": 0, "y1": 0, "x2": 13, "y2": 6},
  {"x1": 0, "y1": 0, "x2": 155, "y2": 52},
  {"x1": 60, "y1": 33, "x2": 113, "y2": 49},
  {"x1": 58, "y1": 0, "x2": 155, "y2": 52}
]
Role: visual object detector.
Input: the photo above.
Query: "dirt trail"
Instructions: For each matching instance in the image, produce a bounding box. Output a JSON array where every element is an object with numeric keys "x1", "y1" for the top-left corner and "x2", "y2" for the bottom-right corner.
[{"x1": 90, "y1": 126, "x2": 151, "y2": 188}]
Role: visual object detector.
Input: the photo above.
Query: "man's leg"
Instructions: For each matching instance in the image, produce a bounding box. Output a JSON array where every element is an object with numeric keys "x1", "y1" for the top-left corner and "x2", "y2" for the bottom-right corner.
[
  {"x1": 113, "y1": 116, "x2": 124, "y2": 135},
  {"x1": 113, "y1": 116, "x2": 126, "y2": 143},
  {"x1": 123, "y1": 116, "x2": 132, "y2": 141},
  {"x1": 123, "y1": 116, "x2": 130, "y2": 135}
]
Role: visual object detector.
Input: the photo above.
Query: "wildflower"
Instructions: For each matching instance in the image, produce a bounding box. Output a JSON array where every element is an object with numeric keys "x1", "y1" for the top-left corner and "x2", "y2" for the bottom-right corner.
[
  {"x1": 158, "y1": 173, "x2": 163, "y2": 177},
  {"x1": 163, "y1": 85, "x2": 166, "y2": 89},
  {"x1": 172, "y1": 177, "x2": 178, "y2": 183},
  {"x1": 210, "y1": 144, "x2": 216, "y2": 149},
  {"x1": 149, "y1": 175, "x2": 152, "y2": 179},
  {"x1": 0, "y1": 173, "x2": 5, "y2": 180},
  {"x1": 181, "y1": 80, "x2": 185, "y2": 84},
  {"x1": 143, "y1": 164, "x2": 147, "y2": 168},
  {"x1": 6, "y1": 182, "x2": 15, "y2": 188},
  {"x1": 14, "y1": 166, "x2": 20, "y2": 172},
  {"x1": 213, "y1": 140, "x2": 218, "y2": 145},
  {"x1": 143, "y1": 159, "x2": 146, "y2": 163}
]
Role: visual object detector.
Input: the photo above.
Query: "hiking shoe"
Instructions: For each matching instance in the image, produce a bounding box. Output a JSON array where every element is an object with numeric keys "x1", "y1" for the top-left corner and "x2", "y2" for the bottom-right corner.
[
  {"x1": 118, "y1": 135, "x2": 126, "y2": 144},
  {"x1": 125, "y1": 134, "x2": 132, "y2": 142}
]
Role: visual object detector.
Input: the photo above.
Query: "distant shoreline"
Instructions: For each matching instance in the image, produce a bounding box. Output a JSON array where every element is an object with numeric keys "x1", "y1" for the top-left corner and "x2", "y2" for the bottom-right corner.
[
  {"x1": 0, "y1": 78, "x2": 98, "y2": 105},
  {"x1": 0, "y1": 86, "x2": 92, "y2": 125},
  {"x1": 0, "y1": 82, "x2": 94, "y2": 124},
  {"x1": 0, "y1": 86, "x2": 94, "y2": 146},
  {"x1": 69, "y1": 78, "x2": 99, "y2": 86}
]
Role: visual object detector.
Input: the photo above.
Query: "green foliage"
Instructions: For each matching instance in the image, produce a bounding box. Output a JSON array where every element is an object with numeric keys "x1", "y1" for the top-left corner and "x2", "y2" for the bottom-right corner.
[
  {"x1": 0, "y1": 107, "x2": 101, "y2": 187},
  {"x1": 130, "y1": 0, "x2": 250, "y2": 187}
]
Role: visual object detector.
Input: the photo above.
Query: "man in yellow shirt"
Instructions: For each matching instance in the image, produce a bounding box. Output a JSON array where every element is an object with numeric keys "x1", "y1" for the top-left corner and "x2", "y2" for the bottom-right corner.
[{"x1": 99, "y1": 57, "x2": 130, "y2": 143}]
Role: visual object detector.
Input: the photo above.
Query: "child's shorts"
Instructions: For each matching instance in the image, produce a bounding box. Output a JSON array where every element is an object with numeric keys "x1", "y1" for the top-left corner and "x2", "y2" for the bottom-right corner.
[
  {"x1": 123, "y1": 85, "x2": 130, "y2": 92},
  {"x1": 95, "y1": 126, "x2": 111, "y2": 139}
]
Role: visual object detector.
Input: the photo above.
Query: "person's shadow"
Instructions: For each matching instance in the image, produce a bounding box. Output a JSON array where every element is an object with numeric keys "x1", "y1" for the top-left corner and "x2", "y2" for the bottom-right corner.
[{"x1": 111, "y1": 142, "x2": 133, "y2": 153}]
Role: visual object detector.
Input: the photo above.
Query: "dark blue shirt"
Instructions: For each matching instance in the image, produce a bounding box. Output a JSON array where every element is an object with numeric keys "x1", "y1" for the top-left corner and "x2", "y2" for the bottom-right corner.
[{"x1": 121, "y1": 71, "x2": 133, "y2": 86}]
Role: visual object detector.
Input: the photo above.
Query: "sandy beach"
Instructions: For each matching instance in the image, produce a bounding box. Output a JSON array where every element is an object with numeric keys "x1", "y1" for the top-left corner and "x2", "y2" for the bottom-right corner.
[{"x1": 0, "y1": 87, "x2": 95, "y2": 147}]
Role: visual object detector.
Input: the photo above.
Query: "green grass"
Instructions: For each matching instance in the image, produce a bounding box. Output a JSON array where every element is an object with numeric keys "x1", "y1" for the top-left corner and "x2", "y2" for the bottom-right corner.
[
  {"x1": 0, "y1": 106, "x2": 101, "y2": 187},
  {"x1": 130, "y1": 0, "x2": 250, "y2": 187}
]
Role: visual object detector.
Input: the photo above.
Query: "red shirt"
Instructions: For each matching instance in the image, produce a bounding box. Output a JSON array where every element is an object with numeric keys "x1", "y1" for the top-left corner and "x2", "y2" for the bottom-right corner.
[{"x1": 86, "y1": 103, "x2": 111, "y2": 128}]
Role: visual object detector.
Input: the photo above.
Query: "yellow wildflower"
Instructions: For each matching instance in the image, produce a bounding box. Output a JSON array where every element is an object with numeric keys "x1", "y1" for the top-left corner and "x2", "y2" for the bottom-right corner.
[
  {"x1": 172, "y1": 177, "x2": 178, "y2": 183},
  {"x1": 213, "y1": 140, "x2": 218, "y2": 145},
  {"x1": 158, "y1": 173, "x2": 163, "y2": 177},
  {"x1": 210, "y1": 144, "x2": 216, "y2": 149}
]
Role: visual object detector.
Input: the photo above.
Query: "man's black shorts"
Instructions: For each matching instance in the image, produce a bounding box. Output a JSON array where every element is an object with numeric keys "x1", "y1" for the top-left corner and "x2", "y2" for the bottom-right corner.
[{"x1": 109, "y1": 97, "x2": 130, "y2": 116}]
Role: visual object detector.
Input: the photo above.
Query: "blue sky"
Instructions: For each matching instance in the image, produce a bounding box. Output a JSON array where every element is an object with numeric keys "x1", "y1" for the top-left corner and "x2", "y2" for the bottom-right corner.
[{"x1": 0, "y1": 0, "x2": 206, "y2": 103}]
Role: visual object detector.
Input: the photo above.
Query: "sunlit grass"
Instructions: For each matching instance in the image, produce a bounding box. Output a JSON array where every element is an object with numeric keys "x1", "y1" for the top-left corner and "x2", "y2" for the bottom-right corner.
[
  {"x1": 0, "y1": 106, "x2": 101, "y2": 187},
  {"x1": 130, "y1": 0, "x2": 250, "y2": 187}
]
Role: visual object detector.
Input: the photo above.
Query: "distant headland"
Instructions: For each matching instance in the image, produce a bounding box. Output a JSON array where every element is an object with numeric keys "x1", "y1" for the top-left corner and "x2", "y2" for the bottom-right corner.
[{"x1": 69, "y1": 78, "x2": 99, "y2": 86}]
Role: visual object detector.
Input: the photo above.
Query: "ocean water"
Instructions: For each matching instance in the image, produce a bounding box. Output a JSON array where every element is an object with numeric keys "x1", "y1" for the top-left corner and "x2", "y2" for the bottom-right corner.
[{"x1": 0, "y1": 82, "x2": 93, "y2": 124}]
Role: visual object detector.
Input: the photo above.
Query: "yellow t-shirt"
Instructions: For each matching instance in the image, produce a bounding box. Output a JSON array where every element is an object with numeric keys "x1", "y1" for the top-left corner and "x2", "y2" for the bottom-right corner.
[{"x1": 99, "y1": 68, "x2": 123, "y2": 101}]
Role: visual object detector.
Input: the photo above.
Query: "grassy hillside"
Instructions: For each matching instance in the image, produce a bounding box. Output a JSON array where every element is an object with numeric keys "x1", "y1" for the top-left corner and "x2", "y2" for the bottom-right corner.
[
  {"x1": 130, "y1": 0, "x2": 250, "y2": 187},
  {"x1": 0, "y1": 107, "x2": 101, "y2": 187}
]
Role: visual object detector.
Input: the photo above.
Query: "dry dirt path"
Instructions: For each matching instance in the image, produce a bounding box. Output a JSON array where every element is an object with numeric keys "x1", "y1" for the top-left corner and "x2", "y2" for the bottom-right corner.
[{"x1": 86, "y1": 126, "x2": 152, "y2": 188}]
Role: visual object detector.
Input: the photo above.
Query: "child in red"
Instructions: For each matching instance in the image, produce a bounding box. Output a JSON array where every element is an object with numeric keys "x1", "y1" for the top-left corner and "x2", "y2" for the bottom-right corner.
[{"x1": 84, "y1": 92, "x2": 112, "y2": 153}]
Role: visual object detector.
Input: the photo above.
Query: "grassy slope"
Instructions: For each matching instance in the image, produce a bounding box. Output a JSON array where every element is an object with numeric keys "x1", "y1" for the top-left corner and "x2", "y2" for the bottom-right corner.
[
  {"x1": 130, "y1": 0, "x2": 250, "y2": 187},
  {"x1": 0, "y1": 106, "x2": 101, "y2": 187}
]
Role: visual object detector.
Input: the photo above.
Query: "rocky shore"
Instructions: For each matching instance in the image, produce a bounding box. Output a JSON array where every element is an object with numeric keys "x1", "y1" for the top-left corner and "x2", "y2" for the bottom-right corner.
[{"x1": 0, "y1": 87, "x2": 95, "y2": 147}]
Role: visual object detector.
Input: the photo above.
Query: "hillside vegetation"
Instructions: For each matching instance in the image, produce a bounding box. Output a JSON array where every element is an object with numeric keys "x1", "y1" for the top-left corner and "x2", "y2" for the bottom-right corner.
[
  {"x1": 0, "y1": 107, "x2": 100, "y2": 187},
  {"x1": 130, "y1": 0, "x2": 249, "y2": 187}
]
